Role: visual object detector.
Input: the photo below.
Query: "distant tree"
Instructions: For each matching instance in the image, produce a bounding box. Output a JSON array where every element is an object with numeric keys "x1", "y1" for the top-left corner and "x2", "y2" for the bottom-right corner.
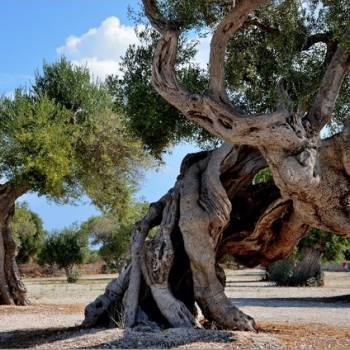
[
  {"x1": 0, "y1": 58, "x2": 152, "y2": 305},
  {"x1": 38, "y1": 226, "x2": 88, "y2": 282},
  {"x1": 11, "y1": 202, "x2": 45, "y2": 264},
  {"x1": 81, "y1": 201, "x2": 149, "y2": 271},
  {"x1": 266, "y1": 228, "x2": 350, "y2": 286}
]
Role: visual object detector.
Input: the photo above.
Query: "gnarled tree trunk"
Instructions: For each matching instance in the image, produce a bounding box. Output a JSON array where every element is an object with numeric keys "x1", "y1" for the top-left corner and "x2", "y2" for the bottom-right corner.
[
  {"x1": 83, "y1": 144, "x2": 307, "y2": 330},
  {"x1": 0, "y1": 184, "x2": 28, "y2": 305},
  {"x1": 85, "y1": 0, "x2": 350, "y2": 331}
]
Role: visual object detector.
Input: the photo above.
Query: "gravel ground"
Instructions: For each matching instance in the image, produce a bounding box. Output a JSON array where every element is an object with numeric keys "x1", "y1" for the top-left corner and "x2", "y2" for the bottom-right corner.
[
  {"x1": 225, "y1": 269, "x2": 350, "y2": 326},
  {"x1": 1, "y1": 269, "x2": 350, "y2": 349}
]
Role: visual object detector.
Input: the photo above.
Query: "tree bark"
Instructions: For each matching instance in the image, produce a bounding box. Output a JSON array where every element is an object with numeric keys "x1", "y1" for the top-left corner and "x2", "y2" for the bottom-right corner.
[
  {"x1": 0, "y1": 185, "x2": 28, "y2": 305},
  {"x1": 85, "y1": 0, "x2": 350, "y2": 332},
  {"x1": 83, "y1": 144, "x2": 307, "y2": 330}
]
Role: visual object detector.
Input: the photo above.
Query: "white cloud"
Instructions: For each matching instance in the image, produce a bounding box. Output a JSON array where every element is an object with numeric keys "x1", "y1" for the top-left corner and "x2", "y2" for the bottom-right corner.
[
  {"x1": 57, "y1": 16, "x2": 211, "y2": 80},
  {"x1": 57, "y1": 17, "x2": 140, "y2": 80}
]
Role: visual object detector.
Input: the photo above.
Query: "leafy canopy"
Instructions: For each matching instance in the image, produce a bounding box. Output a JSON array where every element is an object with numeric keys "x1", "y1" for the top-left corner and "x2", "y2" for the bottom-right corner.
[
  {"x1": 0, "y1": 58, "x2": 152, "y2": 212},
  {"x1": 109, "y1": 0, "x2": 350, "y2": 157},
  {"x1": 38, "y1": 226, "x2": 88, "y2": 270},
  {"x1": 107, "y1": 28, "x2": 215, "y2": 158},
  {"x1": 298, "y1": 228, "x2": 350, "y2": 263},
  {"x1": 80, "y1": 200, "x2": 149, "y2": 270}
]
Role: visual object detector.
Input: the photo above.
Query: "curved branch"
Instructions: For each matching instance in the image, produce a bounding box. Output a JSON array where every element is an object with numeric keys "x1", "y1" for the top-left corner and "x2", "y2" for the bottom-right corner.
[
  {"x1": 143, "y1": 0, "x2": 178, "y2": 33},
  {"x1": 143, "y1": 1, "x2": 303, "y2": 149},
  {"x1": 208, "y1": 0, "x2": 269, "y2": 97},
  {"x1": 303, "y1": 32, "x2": 333, "y2": 51},
  {"x1": 308, "y1": 41, "x2": 350, "y2": 133}
]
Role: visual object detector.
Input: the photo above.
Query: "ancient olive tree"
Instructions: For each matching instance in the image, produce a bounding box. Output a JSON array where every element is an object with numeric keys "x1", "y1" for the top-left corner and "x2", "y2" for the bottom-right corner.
[
  {"x1": 85, "y1": 0, "x2": 350, "y2": 331},
  {"x1": 0, "y1": 58, "x2": 151, "y2": 305}
]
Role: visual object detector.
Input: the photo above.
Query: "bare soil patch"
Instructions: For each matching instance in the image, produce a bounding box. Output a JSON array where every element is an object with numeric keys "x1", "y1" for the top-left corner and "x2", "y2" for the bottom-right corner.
[{"x1": 1, "y1": 270, "x2": 350, "y2": 349}]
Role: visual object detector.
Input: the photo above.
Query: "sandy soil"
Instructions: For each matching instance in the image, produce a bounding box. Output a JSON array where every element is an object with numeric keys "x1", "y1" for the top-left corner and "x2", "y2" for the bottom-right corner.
[{"x1": 1, "y1": 269, "x2": 350, "y2": 349}]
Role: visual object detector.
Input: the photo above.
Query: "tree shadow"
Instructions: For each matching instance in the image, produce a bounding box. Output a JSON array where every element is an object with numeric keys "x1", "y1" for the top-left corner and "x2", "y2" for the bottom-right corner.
[
  {"x1": 0, "y1": 326, "x2": 237, "y2": 349},
  {"x1": 231, "y1": 294, "x2": 350, "y2": 308},
  {"x1": 0, "y1": 326, "x2": 103, "y2": 349},
  {"x1": 86, "y1": 327, "x2": 237, "y2": 349}
]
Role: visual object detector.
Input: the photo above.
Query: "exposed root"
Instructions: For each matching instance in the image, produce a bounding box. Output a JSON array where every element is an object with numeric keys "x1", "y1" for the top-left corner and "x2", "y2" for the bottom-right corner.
[{"x1": 83, "y1": 265, "x2": 131, "y2": 327}]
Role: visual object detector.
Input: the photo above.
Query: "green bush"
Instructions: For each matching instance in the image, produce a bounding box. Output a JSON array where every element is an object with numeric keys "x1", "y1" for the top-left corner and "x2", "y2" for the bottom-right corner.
[
  {"x1": 265, "y1": 224, "x2": 350, "y2": 286},
  {"x1": 265, "y1": 249, "x2": 324, "y2": 287},
  {"x1": 67, "y1": 269, "x2": 81, "y2": 283},
  {"x1": 12, "y1": 202, "x2": 45, "y2": 264},
  {"x1": 39, "y1": 226, "x2": 88, "y2": 282}
]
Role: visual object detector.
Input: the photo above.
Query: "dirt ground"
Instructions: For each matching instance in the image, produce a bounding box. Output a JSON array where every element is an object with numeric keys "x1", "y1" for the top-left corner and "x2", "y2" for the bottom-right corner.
[{"x1": 1, "y1": 269, "x2": 350, "y2": 349}]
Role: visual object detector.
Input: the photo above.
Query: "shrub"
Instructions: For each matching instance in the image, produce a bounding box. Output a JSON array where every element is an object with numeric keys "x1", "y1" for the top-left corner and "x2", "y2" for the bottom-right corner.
[
  {"x1": 265, "y1": 248, "x2": 324, "y2": 286},
  {"x1": 67, "y1": 269, "x2": 81, "y2": 283},
  {"x1": 38, "y1": 226, "x2": 88, "y2": 282}
]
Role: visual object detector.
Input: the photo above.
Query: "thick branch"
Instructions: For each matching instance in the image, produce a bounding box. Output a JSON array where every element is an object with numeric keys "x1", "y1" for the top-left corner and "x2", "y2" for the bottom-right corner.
[
  {"x1": 142, "y1": 0, "x2": 178, "y2": 33},
  {"x1": 124, "y1": 196, "x2": 167, "y2": 327},
  {"x1": 308, "y1": 42, "x2": 350, "y2": 133},
  {"x1": 208, "y1": 0, "x2": 269, "y2": 96},
  {"x1": 141, "y1": 187, "x2": 199, "y2": 328},
  {"x1": 143, "y1": 1, "x2": 313, "y2": 151}
]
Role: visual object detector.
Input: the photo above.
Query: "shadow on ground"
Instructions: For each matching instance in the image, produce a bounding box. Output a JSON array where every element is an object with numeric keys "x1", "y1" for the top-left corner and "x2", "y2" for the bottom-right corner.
[
  {"x1": 91, "y1": 328, "x2": 237, "y2": 349},
  {"x1": 0, "y1": 326, "x2": 237, "y2": 349},
  {"x1": 0, "y1": 326, "x2": 86, "y2": 348},
  {"x1": 231, "y1": 294, "x2": 350, "y2": 309}
]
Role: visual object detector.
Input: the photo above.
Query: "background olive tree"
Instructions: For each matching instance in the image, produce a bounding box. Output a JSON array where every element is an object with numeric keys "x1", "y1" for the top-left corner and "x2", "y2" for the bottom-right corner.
[
  {"x1": 81, "y1": 200, "x2": 149, "y2": 272},
  {"x1": 0, "y1": 58, "x2": 152, "y2": 305},
  {"x1": 11, "y1": 202, "x2": 45, "y2": 265},
  {"x1": 38, "y1": 227, "x2": 88, "y2": 283}
]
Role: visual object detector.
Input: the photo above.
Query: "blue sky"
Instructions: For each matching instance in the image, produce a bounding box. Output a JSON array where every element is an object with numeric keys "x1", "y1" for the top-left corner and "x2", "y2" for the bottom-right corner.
[{"x1": 1, "y1": 0, "x2": 199, "y2": 230}]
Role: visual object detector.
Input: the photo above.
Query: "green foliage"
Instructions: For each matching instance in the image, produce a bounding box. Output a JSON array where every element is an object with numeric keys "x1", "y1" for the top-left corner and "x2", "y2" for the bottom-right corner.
[
  {"x1": 33, "y1": 58, "x2": 110, "y2": 118},
  {"x1": 107, "y1": 29, "x2": 218, "y2": 158},
  {"x1": 81, "y1": 200, "x2": 149, "y2": 271},
  {"x1": 252, "y1": 167, "x2": 272, "y2": 185},
  {"x1": 265, "y1": 254, "x2": 324, "y2": 287},
  {"x1": 85, "y1": 250, "x2": 100, "y2": 264},
  {"x1": 12, "y1": 202, "x2": 45, "y2": 264},
  {"x1": 299, "y1": 228, "x2": 350, "y2": 263},
  {"x1": 0, "y1": 91, "x2": 76, "y2": 198},
  {"x1": 67, "y1": 269, "x2": 81, "y2": 283},
  {"x1": 118, "y1": 0, "x2": 350, "y2": 155},
  {"x1": 0, "y1": 58, "x2": 152, "y2": 213},
  {"x1": 38, "y1": 226, "x2": 88, "y2": 275}
]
